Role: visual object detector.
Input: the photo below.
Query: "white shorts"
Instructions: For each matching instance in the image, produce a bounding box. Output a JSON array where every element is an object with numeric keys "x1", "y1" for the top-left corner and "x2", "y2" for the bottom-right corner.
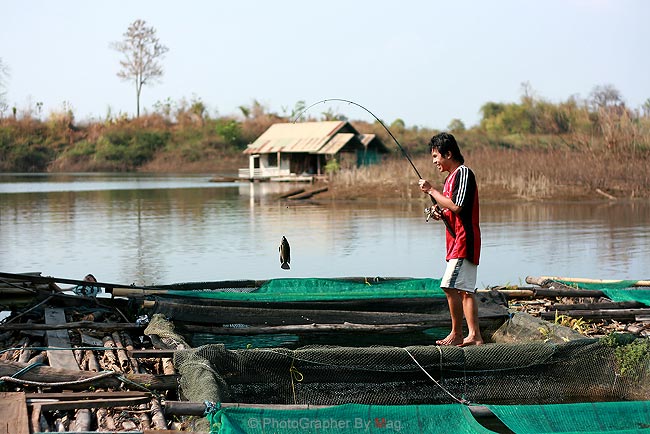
[{"x1": 441, "y1": 258, "x2": 477, "y2": 293}]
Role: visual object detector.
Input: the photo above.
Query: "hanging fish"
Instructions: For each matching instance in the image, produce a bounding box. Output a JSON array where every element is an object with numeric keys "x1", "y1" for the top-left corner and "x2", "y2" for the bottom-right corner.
[{"x1": 279, "y1": 236, "x2": 291, "y2": 270}]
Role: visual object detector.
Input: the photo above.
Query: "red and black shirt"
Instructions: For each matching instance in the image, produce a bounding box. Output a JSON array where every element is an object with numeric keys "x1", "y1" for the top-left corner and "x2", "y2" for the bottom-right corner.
[{"x1": 443, "y1": 165, "x2": 481, "y2": 264}]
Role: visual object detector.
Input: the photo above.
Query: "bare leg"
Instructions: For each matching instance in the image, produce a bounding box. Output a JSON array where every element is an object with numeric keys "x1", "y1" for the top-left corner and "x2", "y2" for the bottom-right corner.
[
  {"x1": 436, "y1": 288, "x2": 464, "y2": 346},
  {"x1": 459, "y1": 292, "x2": 483, "y2": 346}
]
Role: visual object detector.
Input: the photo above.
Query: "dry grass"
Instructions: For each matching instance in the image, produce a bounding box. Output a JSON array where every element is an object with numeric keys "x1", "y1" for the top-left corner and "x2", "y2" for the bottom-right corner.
[{"x1": 325, "y1": 148, "x2": 650, "y2": 202}]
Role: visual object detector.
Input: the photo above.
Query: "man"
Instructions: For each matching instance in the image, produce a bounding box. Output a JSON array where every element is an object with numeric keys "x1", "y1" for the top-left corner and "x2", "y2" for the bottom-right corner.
[{"x1": 418, "y1": 132, "x2": 483, "y2": 346}]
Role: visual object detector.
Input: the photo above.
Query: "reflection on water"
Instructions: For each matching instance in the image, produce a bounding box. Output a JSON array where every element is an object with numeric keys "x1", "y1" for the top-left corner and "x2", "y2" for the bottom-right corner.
[{"x1": 1, "y1": 173, "x2": 648, "y2": 287}]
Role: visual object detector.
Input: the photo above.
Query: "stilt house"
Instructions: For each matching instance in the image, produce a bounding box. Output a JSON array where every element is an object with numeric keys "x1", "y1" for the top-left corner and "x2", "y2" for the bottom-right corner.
[{"x1": 238, "y1": 121, "x2": 388, "y2": 181}]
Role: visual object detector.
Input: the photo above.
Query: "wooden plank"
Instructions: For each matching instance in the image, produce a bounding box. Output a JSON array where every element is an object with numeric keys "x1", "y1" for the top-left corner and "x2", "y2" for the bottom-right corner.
[
  {"x1": 0, "y1": 392, "x2": 30, "y2": 434},
  {"x1": 0, "y1": 321, "x2": 144, "y2": 332},
  {"x1": 44, "y1": 308, "x2": 80, "y2": 370},
  {"x1": 149, "y1": 299, "x2": 507, "y2": 326},
  {"x1": 35, "y1": 396, "x2": 151, "y2": 411},
  {"x1": 26, "y1": 391, "x2": 150, "y2": 400},
  {"x1": 287, "y1": 186, "x2": 328, "y2": 200}
]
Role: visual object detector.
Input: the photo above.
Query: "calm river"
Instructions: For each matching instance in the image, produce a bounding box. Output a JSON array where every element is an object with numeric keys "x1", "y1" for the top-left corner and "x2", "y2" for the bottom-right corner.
[{"x1": 1, "y1": 173, "x2": 649, "y2": 288}]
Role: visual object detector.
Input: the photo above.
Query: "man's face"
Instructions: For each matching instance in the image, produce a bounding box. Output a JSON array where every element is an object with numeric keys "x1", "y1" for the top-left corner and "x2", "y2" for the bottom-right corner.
[{"x1": 431, "y1": 148, "x2": 450, "y2": 173}]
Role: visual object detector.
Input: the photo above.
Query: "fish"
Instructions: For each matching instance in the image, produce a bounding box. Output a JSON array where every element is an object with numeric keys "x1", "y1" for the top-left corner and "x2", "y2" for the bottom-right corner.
[{"x1": 279, "y1": 236, "x2": 290, "y2": 270}]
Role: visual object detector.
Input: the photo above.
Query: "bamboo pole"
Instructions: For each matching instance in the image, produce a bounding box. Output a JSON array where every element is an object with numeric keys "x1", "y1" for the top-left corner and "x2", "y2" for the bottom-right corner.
[
  {"x1": 177, "y1": 321, "x2": 441, "y2": 335},
  {"x1": 102, "y1": 335, "x2": 122, "y2": 373},
  {"x1": 121, "y1": 332, "x2": 143, "y2": 373},
  {"x1": 97, "y1": 407, "x2": 117, "y2": 431},
  {"x1": 72, "y1": 409, "x2": 92, "y2": 431},
  {"x1": 164, "y1": 401, "x2": 496, "y2": 419},
  {"x1": 150, "y1": 397, "x2": 167, "y2": 429},
  {"x1": 112, "y1": 331, "x2": 133, "y2": 373},
  {"x1": 476, "y1": 289, "x2": 536, "y2": 297},
  {"x1": 541, "y1": 308, "x2": 650, "y2": 321},
  {"x1": 30, "y1": 404, "x2": 42, "y2": 434},
  {"x1": 86, "y1": 349, "x2": 101, "y2": 372},
  {"x1": 138, "y1": 402, "x2": 152, "y2": 430},
  {"x1": 551, "y1": 301, "x2": 645, "y2": 311},
  {"x1": 528, "y1": 276, "x2": 650, "y2": 287}
]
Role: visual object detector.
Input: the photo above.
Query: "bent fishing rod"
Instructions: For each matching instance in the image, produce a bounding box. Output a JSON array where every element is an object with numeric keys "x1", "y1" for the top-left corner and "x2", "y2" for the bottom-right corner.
[{"x1": 293, "y1": 98, "x2": 456, "y2": 238}]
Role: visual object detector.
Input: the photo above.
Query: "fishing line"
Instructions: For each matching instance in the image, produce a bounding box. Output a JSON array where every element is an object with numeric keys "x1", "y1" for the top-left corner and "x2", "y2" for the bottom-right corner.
[
  {"x1": 293, "y1": 98, "x2": 455, "y2": 237},
  {"x1": 293, "y1": 98, "x2": 423, "y2": 178}
]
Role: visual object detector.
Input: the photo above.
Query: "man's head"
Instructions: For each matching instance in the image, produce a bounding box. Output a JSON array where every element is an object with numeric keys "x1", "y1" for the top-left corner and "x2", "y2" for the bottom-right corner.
[
  {"x1": 84, "y1": 274, "x2": 97, "y2": 282},
  {"x1": 429, "y1": 132, "x2": 464, "y2": 165}
]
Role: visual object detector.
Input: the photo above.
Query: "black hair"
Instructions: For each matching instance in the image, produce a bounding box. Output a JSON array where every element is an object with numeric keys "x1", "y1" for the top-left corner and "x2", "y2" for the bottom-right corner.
[
  {"x1": 429, "y1": 132, "x2": 464, "y2": 164},
  {"x1": 84, "y1": 274, "x2": 97, "y2": 282}
]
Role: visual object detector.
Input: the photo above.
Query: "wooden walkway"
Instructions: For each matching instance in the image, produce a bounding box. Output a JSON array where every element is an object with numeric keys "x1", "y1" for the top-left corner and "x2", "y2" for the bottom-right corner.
[{"x1": 0, "y1": 392, "x2": 29, "y2": 434}]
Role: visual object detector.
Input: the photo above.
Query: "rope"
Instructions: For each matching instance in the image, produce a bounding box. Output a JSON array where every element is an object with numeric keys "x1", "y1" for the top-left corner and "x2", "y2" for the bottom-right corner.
[
  {"x1": 0, "y1": 361, "x2": 44, "y2": 387},
  {"x1": 403, "y1": 347, "x2": 469, "y2": 405},
  {"x1": 0, "y1": 370, "x2": 117, "y2": 387},
  {"x1": 289, "y1": 355, "x2": 304, "y2": 405}
]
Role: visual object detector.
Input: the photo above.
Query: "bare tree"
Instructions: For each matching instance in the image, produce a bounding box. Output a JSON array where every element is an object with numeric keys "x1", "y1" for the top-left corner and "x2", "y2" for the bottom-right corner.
[
  {"x1": 110, "y1": 19, "x2": 169, "y2": 117},
  {"x1": 0, "y1": 58, "x2": 10, "y2": 114},
  {"x1": 589, "y1": 84, "x2": 623, "y2": 109}
]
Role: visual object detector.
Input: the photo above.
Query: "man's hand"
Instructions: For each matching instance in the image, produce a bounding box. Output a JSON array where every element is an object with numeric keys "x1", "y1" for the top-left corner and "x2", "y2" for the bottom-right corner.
[
  {"x1": 418, "y1": 179, "x2": 432, "y2": 194},
  {"x1": 425, "y1": 205, "x2": 443, "y2": 221}
]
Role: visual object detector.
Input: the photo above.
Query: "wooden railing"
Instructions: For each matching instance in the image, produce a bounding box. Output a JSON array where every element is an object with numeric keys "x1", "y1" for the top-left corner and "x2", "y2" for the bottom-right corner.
[{"x1": 238, "y1": 168, "x2": 291, "y2": 179}]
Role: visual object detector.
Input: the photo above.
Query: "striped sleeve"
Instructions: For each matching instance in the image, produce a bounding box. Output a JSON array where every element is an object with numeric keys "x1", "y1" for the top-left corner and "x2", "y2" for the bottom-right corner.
[{"x1": 452, "y1": 166, "x2": 469, "y2": 207}]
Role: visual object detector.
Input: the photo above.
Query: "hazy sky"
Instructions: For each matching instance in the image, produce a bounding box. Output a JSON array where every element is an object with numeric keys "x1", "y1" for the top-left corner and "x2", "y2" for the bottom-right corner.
[{"x1": 2, "y1": 0, "x2": 649, "y2": 129}]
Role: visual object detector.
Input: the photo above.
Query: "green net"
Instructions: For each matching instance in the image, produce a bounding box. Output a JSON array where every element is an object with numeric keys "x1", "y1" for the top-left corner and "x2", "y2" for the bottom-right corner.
[
  {"x1": 601, "y1": 289, "x2": 650, "y2": 306},
  {"x1": 555, "y1": 279, "x2": 650, "y2": 306},
  {"x1": 163, "y1": 278, "x2": 446, "y2": 302},
  {"x1": 487, "y1": 400, "x2": 650, "y2": 433},
  {"x1": 556, "y1": 280, "x2": 640, "y2": 290},
  {"x1": 206, "y1": 403, "x2": 494, "y2": 434},
  {"x1": 172, "y1": 339, "x2": 650, "y2": 407}
]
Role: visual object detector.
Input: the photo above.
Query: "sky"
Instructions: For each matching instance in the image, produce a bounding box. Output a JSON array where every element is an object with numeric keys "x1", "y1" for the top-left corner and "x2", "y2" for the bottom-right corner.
[{"x1": 2, "y1": 0, "x2": 649, "y2": 130}]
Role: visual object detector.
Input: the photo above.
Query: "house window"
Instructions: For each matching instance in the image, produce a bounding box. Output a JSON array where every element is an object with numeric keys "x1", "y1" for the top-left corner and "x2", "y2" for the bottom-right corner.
[{"x1": 268, "y1": 153, "x2": 278, "y2": 167}]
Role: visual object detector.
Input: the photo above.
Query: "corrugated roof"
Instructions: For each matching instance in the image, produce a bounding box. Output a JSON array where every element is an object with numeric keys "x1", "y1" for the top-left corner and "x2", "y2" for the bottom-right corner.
[
  {"x1": 244, "y1": 121, "x2": 347, "y2": 154},
  {"x1": 358, "y1": 134, "x2": 375, "y2": 146},
  {"x1": 358, "y1": 133, "x2": 390, "y2": 153},
  {"x1": 316, "y1": 133, "x2": 355, "y2": 154}
]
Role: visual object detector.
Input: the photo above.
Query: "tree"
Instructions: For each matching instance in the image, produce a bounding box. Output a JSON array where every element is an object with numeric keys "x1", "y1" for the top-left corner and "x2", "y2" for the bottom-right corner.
[
  {"x1": 589, "y1": 84, "x2": 623, "y2": 109},
  {"x1": 111, "y1": 19, "x2": 169, "y2": 117},
  {"x1": 0, "y1": 58, "x2": 10, "y2": 114},
  {"x1": 642, "y1": 98, "x2": 650, "y2": 118},
  {"x1": 447, "y1": 118, "x2": 466, "y2": 133}
]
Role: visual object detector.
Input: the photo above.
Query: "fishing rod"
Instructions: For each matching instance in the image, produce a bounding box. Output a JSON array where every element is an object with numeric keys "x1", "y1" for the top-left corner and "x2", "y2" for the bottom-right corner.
[{"x1": 293, "y1": 98, "x2": 455, "y2": 238}]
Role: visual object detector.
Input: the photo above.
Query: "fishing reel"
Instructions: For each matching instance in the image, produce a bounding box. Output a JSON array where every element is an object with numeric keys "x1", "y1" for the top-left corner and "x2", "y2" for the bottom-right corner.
[{"x1": 424, "y1": 205, "x2": 442, "y2": 222}]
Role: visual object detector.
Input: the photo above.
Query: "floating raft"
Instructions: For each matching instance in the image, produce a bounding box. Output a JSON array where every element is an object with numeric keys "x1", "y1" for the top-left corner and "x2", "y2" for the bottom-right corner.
[{"x1": 0, "y1": 271, "x2": 649, "y2": 433}]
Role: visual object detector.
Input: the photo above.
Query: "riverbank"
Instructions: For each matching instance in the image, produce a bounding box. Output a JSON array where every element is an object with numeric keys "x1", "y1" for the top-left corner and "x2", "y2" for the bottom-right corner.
[{"x1": 304, "y1": 147, "x2": 650, "y2": 203}]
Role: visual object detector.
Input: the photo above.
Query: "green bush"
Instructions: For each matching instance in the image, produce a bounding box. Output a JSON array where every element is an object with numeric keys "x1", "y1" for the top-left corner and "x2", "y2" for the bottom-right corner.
[
  {"x1": 65, "y1": 139, "x2": 96, "y2": 159},
  {"x1": 215, "y1": 119, "x2": 244, "y2": 147},
  {"x1": 94, "y1": 129, "x2": 169, "y2": 167},
  {"x1": 9, "y1": 143, "x2": 53, "y2": 171}
]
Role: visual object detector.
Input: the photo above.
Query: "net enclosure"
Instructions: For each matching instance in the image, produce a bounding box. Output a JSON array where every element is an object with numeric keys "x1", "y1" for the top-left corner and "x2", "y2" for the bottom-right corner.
[
  {"x1": 170, "y1": 340, "x2": 650, "y2": 407},
  {"x1": 138, "y1": 277, "x2": 650, "y2": 407},
  {"x1": 138, "y1": 277, "x2": 650, "y2": 434}
]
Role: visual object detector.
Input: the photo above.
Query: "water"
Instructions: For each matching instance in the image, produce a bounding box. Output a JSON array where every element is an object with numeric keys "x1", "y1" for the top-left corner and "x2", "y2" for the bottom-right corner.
[{"x1": 1, "y1": 173, "x2": 649, "y2": 288}]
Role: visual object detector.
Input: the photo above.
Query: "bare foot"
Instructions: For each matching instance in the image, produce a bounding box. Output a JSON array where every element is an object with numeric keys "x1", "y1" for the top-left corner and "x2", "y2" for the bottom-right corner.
[
  {"x1": 458, "y1": 337, "x2": 483, "y2": 347},
  {"x1": 436, "y1": 333, "x2": 463, "y2": 346}
]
